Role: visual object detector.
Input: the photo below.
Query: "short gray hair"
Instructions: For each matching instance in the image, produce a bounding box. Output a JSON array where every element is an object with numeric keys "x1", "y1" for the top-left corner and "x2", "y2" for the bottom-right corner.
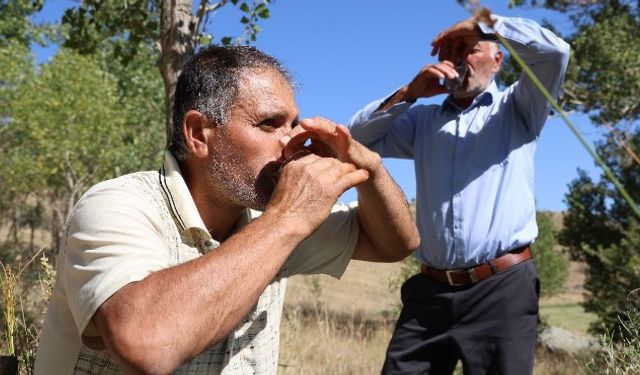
[{"x1": 169, "y1": 45, "x2": 292, "y2": 160}]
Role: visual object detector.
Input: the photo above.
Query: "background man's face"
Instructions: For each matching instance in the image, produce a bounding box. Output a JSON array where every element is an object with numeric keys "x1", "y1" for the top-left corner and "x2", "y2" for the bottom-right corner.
[
  {"x1": 453, "y1": 41, "x2": 502, "y2": 98},
  {"x1": 207, "y1": 67, "x2": 299, "y2": 211}
]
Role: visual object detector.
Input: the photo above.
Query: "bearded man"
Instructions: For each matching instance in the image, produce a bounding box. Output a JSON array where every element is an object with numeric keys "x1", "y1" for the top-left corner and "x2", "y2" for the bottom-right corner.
[
  {"x1": 35, "y1": 45, "x2": 419, "y2": 375},
  {"x1": 347, "y1": 14, "x2": 570, "y2": 375}
]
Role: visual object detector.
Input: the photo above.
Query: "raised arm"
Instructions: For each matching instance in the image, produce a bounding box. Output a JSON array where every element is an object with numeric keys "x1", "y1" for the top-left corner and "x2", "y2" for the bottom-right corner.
[
  {"x1": 84, "y1": 155, "x2": 369, "y2": 374},
  {"x1": 431, "y1": 13, "x2": 570, "y2": 134},
  {"x1": 484, "y1": 15, "x2": 570, "y2": 134}
]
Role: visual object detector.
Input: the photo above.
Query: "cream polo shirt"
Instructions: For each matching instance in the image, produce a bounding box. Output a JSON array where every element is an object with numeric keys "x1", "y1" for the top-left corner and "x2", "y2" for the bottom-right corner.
[{"x1": 34, "y1": 151, "x2": 359, "y2": 375}]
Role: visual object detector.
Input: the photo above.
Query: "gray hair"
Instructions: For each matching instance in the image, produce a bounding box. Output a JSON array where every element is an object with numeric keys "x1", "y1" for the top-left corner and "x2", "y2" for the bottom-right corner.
[{"x1": 169, "y1": 45, "x2": 292, "y2": 160}]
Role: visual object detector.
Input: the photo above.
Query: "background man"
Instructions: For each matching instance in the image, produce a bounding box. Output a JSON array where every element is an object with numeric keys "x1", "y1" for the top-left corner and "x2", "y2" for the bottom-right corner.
[
  {"x1": 34, "y1": 45, "x2": 419, "y2": 374},
  {"x1": 348, "y1": 12, "x2": 570, "y2": 374}
]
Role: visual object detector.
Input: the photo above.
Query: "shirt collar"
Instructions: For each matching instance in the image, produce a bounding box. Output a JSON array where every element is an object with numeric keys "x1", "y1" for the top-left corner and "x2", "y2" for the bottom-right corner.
[
  {"x1": 159, "y1": 150, "x2": 217, "y2": 250},
  {"x1": 442, "y1": 80, "x2": 497, "y2": 112},
  {"x1": 158, "y1": 151, "x2": 257, "y2": 253}
]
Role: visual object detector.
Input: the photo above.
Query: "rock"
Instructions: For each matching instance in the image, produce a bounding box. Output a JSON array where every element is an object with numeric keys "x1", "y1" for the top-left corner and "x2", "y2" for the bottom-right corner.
[{"x1": 537, "y1": 326, "x2": 600, "y2": 355}]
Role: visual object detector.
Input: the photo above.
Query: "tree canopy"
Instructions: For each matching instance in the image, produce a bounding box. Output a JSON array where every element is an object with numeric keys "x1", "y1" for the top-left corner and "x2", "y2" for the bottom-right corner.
[{"x1": 511, "y1": 0, "x2": 640, "y2": 336}]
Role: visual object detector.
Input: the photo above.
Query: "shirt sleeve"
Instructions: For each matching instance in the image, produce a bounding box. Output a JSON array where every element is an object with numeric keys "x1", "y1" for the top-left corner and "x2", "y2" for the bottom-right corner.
[
  {"x1": 480, "y1": 15, "x2": 571, "y2": 136},
  {"x1": 61, "y1": 181, "x2": 175, "y2": 337},
  {"x1": 282, "y1": 203, "x2": 360, "y2": 279},
  {"x1": 347, "y1": 96, "x2": 420, "y2": 159}
]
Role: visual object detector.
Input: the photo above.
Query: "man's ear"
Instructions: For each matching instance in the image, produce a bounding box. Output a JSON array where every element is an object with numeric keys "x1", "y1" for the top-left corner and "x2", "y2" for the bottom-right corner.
[
  {"x1": 183, "y1": 110, "x2": 213, "y2": 159},
  {"x1": 493, "y1": 50, "x2": 504, "y2": 74}
]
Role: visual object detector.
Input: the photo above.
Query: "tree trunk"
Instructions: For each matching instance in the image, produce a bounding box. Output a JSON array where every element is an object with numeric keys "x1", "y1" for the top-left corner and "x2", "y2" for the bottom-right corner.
[{"x1": 159, "y1": 0, "x2": 197, "y2": 147}]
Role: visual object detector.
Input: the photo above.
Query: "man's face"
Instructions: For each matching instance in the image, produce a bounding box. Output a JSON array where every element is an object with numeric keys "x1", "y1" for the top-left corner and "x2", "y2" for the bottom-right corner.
[
  {"x1": 207, "y1": 67, "x2": 299, "y2": 211},
  {"x1": 452, "y1": 41, "x2": 502, "y2": 99}
]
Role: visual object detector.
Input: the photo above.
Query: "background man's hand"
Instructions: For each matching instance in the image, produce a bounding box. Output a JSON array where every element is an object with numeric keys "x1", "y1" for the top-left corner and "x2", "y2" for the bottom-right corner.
[
  {"x1": 431, "y1": 17, "x2": 482, "y2": 62},
  {"x1": 403, "y1": 61, "x2": 461, "y2": 101}
]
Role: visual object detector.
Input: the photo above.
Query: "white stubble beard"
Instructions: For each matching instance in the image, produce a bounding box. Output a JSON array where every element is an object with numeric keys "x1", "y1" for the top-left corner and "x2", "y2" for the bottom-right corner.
[{"x1": 207, "y1": 136, "x2": 272, "y2": 212}]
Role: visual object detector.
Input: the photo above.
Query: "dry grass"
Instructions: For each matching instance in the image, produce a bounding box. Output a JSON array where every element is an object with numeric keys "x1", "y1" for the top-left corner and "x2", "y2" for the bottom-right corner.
[
  {"x1": 279, "y1": 303, "x2": 394, "y2": 374},
  {"x1": 534, "y1": 347, "x2": 588, "y2": 375},
  {"x1": 281, "y1": 256, "x2": 596, "y2": 374},
  {"x1": 284, "y1": 260, "x2": 402, "y2": 317},
  {"x1": 280, "y1": 261, "x2": 400, "y2": 373}
]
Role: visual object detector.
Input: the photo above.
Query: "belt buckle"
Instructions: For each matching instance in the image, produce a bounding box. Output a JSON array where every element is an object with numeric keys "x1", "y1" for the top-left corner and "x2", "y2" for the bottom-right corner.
[
  {"x1": 468, "y1": 267, "x2": 478, "y2": 283},
  {"x1": 445, "y1": 270, "x2": 464, "y2": 286},
  {"x1": 445, "y1": 268, "x2": 478, "y2": 286}
]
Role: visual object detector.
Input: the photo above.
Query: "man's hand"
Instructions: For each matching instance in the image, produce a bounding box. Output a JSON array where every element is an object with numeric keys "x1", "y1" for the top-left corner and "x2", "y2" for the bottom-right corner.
[
  {"x1": 431, "y1": 18, "x2": 482, "y2": 62},
  {"x1": 377, "y1": 59, "x2": 463, "y2": 112},
  {"x1": 266, "y1": 118, "x2": 372, "y2": 237},
  {"x1": 275, "y1": 117, "x2": 419, "y2": 263},
  {"x1": 402, "y1": 61, "x2": 462, "y2": 102},
  {"x1": 282, "y1": 117, "x2": 381, "y2": 172}
]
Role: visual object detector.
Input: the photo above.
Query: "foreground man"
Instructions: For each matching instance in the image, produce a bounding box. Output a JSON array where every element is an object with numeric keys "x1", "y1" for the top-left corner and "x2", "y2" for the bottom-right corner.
[
  {"x1": 35, "y1": 46, "x2": 419, "y2": 374},
  {"x1": 348, "y1": 13, "x2": 570, "y2": 375}
]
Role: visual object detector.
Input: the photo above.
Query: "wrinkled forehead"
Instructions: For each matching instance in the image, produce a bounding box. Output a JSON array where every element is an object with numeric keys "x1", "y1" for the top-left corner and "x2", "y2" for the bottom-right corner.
[
  {"x1": 239, "y1": 67, "x2": 292, "y2": 90},
  {"x1": 439, "y1": 40, "x2": 499, "y2": 62},
  {"x1": 480, "y1": 40, "x2": 499, "y2": 53},
  {"x1": 231, "y1": 67, "x2": 298, "y2": 117}
]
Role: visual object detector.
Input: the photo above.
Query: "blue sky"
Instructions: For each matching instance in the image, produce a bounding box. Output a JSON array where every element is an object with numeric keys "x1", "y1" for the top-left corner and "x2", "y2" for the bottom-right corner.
[{"x1": 33, "y1": 0, "x2": 604, "y2": 211}]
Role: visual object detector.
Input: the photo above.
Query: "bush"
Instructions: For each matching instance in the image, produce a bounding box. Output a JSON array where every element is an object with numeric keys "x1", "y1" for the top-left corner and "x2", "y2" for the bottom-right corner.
[
  {"x1": 587, "y1": 301, "x2": 640, "y2": 374},
  {"x1": 534, "y1": 212, "x2": 570, "y2": 297}
]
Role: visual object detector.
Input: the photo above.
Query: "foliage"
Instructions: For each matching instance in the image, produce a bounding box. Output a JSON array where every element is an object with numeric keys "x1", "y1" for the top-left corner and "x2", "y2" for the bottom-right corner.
[
  {"x1": 0, "y1": 45, "x2": 164, "y2": 253},
  {"x1": 58, "y1": 0, "x2": 274, "y2": 138},
  {"x1": 499, "y1": 0, "x2": 640, "y2": 126},
  {"x1": 533, "y1": 212, "x2": 569, "y2": 297},
  {"x1": 506, "y1": 0, "x2": 640, "y2": 339},
  {"x1": 579, "y1": 221, "x2": 640, "y2": 336},
  {"x1": 0, "y1": 248, "x2": 53, "y2": 373},
  {"x1": 507, "y1": 0, "x2": 607, "y2": 12},
  {"x1": 388, "y1": 253, "x2": 420, "y2": 314},
  {"x1": 1, "y1": 266, "x2": 18, "y2": 355},
  {"x1": 62, "y1": 0, "x2": 273, "y2": 61},
  {"x1": 587, "y1": 304, "x2": 640, "y2": 374},
  {"x1": 560, "y1": 130, "x2": 640, "y2": 336},
  {"x1": 0, "y1": 0, "x2": 45, "y2": 47}
]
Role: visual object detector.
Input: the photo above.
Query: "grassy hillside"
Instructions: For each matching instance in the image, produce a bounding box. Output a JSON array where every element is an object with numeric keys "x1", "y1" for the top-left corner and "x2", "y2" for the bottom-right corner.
[{"x1": 280, "y1": 210, "x2": 597, "y2": 373}]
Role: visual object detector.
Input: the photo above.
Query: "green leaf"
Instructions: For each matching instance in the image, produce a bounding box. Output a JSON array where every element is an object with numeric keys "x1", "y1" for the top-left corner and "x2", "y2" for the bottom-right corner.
[
  {"x1": 239, "y1": 2, "x2": 250, "y2": 13},
  {"x1": 257, "y1": 8, "x2": 270, "y2": 19},
  {"x1": 240, "y1": 16, "x2": 250, "y2": 24}
]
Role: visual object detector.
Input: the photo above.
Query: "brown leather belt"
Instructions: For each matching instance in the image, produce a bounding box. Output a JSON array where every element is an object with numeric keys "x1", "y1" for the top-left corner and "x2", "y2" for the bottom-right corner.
[{"x1": 421, "y1": 246, "x2": 532, "y2": 287}]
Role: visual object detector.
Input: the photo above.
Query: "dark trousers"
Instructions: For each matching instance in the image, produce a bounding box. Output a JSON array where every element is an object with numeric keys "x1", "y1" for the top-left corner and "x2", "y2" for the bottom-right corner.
[{"x1": 382, "y1": 260, "x2": 539, "y2": 375}]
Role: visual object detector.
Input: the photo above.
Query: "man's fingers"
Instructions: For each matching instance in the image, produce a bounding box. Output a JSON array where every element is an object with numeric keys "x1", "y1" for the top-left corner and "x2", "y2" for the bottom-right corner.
[
  {"x1": 424, "y1": 63, "x2": 459, "y2": 81},
  {"x1": 281, "y1": 130, "x2": 315, "y2": 160},
  {"x1": 311, "y1": 158, "x2": 369, "y2": 193},
  {"x1": 299, "y1": 117, "x2": 339, "y2": 139},
  {"x1": 335, "y1": 169, "x2": 370, "y2": 192},
  {"x1": 281, "y1": 156, "x2": 367, "y2": 195}
]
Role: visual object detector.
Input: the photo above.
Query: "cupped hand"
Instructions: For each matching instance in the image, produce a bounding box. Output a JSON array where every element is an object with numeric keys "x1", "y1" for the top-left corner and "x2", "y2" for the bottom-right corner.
[
  {"x1": 280, "y1": 117, "x2": 382, "y2": 173},
  {"x1": 266, "y1": 150, "x2": 369, "y2": 237},
  {"x1": 404, "y1": 61, "x2": 460, "y2": 100}
]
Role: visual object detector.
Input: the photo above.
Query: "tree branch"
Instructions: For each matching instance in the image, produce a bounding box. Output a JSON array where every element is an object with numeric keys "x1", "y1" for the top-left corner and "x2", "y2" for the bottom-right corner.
[{"x1": 193, "y1": 0, "x2": 230, "y2": 40}]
